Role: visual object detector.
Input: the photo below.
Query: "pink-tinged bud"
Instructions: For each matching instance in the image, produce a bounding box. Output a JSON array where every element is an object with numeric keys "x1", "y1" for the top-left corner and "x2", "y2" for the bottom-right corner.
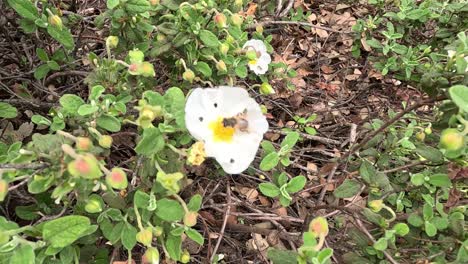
[
  {"x1": 76, "y1": 137, "x2": 92, "y2": 151},
  {"x1": 214, "y1": 13, "x2": 227, "y2": 28},
  {"x1": 128, "y1": 63, "x2": 139, "y2": 74},
  {"x1": 183, "y1": 211, "x2": 199, "y2": 227},
  {"x1": 106, "y1": 167, "x2": 128, "y2": 190},
  {"x1": 308, "y1": 216, "x2": 329, "y2": 237},
  {"x1": 98, "y1": 135, "x2": 113, "y2": 149},
  {"x1": 136, "y1": 228, "x2": 153, "y2": 246},
  {"x1": 142, "y1": 247, "x2": 160, "y2": 264},
  {"x1": 149, "y1": 0, "x2": 159, "y2": 6},
  {"x1": 0, "y1": 179, "x2": 8, "y2": 202},
  {"x1": 440, "y1": 128, "x2": 465, "y2": 151},
  {"x1": 68, "y1": 154, "x2": 102, "y2": 179}
]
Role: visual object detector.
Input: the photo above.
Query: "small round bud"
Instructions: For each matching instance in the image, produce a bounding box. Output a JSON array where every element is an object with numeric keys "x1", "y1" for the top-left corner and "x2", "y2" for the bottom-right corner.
[
  {"x1": 180, "y1": 250, "x2": 191, "y2": 263},
  {"x1": 106, "y1": 167, "x2": 128, "y2": 190},
  {"x1": 76, "y1": 137, "x2": 92, "y2": 151},
  {"x1": 85, "y1": 195, "x2": 104, "y2": 213},
  {"x1": 368, "y1": 199, "x2": 384, "y2": 213},
  {"x1": 142, "y1": 247, "x2": 160, "y2": 264},
  {"x1": 260, "y1": 82, "x2": 275, "y2": 95},
  {"x1": 136, "y1": 228, "x2": 153, "y2": 246},
  {"x1": 0, "y1": 179, "x2": 8, "y2": 202},
  {"x1": 226, "y1": 35, "x2": 235, "y2": 44},
  {"x1": 138, "y1": 62, "x2": 156, "y2": 77},
  {"x1": 152, "y1": 226, "x2": 163, "y2": 237},
  {"x1": 98, "y1": 135, "x2": 113, "y2": 149},
  {"x1": 216, "y1": 60, "x2": 227, "y2": 72},
  {"x1": 219, "y1": 43, "x2": 229, "y2": 55},
  {"x1": 183, "y1": 69, "x2": 195, "y2": 83},
  {"x1": 0, "y1": 232, "x2": 10, "y2": 245},
  {"x1": 68, "y1": 154, "x2": 102, "y2": 179},
  {"x1": 149, "y1": 0, "x2": 159, "y2": 5},
  {"x1": 415, "y1": 131, "x2": 425, "y2": 142},
  {"x1": 440, "y1": 128, "x2": 465, "y2": 151},
  {"x1": 214, "y1": 13, "x2": 227, "y2": 28},
  {"x1": 231, "y1": 14, "x2": 243, "y2": 26},
  {"x1": 183, "y1": 211, "x2": 198, "y2": 227},
  {"x1": 424, "y1": 126, "x2": 432, "y2": 135},
  {"x1": 308, "y1": 216, "x2": 329, "y2": 237},
  {"x1": 48, "y1": 15, "x2": 63, "y2": 30},
  {"x1": 106, "y1": 36, "x2": 119, "y2": 49},
  {"x1": 256, "y1": 25, "x2": 264, "y2": 34}
]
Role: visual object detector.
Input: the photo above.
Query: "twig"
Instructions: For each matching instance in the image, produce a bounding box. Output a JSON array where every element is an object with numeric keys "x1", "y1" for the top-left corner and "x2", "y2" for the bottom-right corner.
[
  {"x1": 279, "y1": 0, "x2": 295, "y2": 17},
  {"x1": 210, "y1": 181, "x2": 231, "y2": 263},
  {"x1": 249, "y1": 20, "x2": 353, "y2": 34},
  {"x1": 354, "y1": 215, "x2": 400, "y2": 264},
  {"x1": 317, "y1": 95, "x2": 446, "y2": 202},
  {"x1": 270, "y1": 129, "x2": 341, "y2": 145},
  {"x1": 381, "y1": 160, "x2": 427, "y2": 174},
  {"x1": 44, "y1": 70, "x2": 88, "y2": 85},
  {"x1": 0, "y1": 163, "x2": 50, "y2": 170}
]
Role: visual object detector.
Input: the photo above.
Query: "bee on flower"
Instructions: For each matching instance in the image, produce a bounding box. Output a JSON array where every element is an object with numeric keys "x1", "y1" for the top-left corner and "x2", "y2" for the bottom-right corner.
[
  {"x1": 243, "y1": 39, "x2": 272, "y2": 75},
  {"x1": 184, "y1": 86, "x2": 269, "y2": 174}
]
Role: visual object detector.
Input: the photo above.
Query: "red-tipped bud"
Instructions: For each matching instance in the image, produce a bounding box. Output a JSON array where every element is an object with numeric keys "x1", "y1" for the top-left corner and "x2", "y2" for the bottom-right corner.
[
  {"x1": 106, "y1": 167, "x2": 128, "y2": 190},
  {"x1": 214, "y1": 13, "x2": 227, "y2": 28},
  {"x1": 308, "y1": 216, "x2": 329, "y2": 237},
  {"x1": 76, "y1": 137, "x2": 92, "y2": 151},
  {"x1": 68, "y1": 154, "x2": 102, "y2": 179},
  {"x1": 142, "y1": 247, "x2": 160, "y2": 264},
  {"x1": 183, "y1": 211, "x2": 199, "y2": 227},
  {"x1": 0, "y1": 179, "x2": 8, "y2": 202},
  {"x1": 440, "y1": 128, "x2": 465, "y2": 151}
]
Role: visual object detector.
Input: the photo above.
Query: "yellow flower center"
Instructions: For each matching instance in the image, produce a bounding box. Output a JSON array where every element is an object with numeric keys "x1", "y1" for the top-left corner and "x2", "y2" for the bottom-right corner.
[
  {"x1": 248, "y1": 59, "x2": 258, "y2": 65},
  {"x1": 209, "y1": 117, "x2": 235, "y2": 142}
]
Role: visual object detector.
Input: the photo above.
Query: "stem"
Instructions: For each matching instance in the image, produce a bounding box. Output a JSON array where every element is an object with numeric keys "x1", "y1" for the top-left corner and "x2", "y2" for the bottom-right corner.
[
  {"x1": 382, "y1": 205, "x2": 397, "y2": 222},
  {"x1": 133, "y1": 203, "x2": 144, "y2": 230},
  {"x1": 154, "y1": 160, "x2": 165, "y2": 174},
  {"x1": 179, "y1": 59, "x2": 188, "y2": 71},
  {"x1": 313, "y1": 234, "x2": 326, "y2": 251},
  {"x1": 172, "y1": 194, "x2": 189, "y2": 214},
  {"x1": 115, "y1": 60, "x2": 130, "y2": 67},
  {"x1": 57, "y1": 130, "x2": 77, "y2": 141},
  {"x1": 167, "y1": 144, "x2": 186, "y2": 157}
]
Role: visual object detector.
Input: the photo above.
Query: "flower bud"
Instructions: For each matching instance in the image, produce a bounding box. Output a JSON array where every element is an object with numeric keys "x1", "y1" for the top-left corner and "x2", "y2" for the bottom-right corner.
[
  {"x1": 183, "y1": 69, "x2": 195, "y2": 83},
  {"x1": 98, "y1": 135, "x2": 113, "y2": 149},
  {"x1": 368, "y1": 199, "x2": 384, "y2": 213},
  {"x1": 183, "y1": 211, "x2": 198, "y2": 227},
  {"x1": 440, "y1": 128, "x2": 465, "y2": 151},
  {"x1": 235, "y1": 0, "x2": 243, "y2": 7},
  {"x1": 76, "y1": 137, "x2": 92, "y2": 151},
  {"x1": 424, "y1": 126, "x2": 432, "y2": 135},
  {"x1": 0, "y1": 179, "x2": 8, "y2": 202},
  {"x1": 245, "y1": 50, "x2": 257, "y2": 60},
  {"x1": 136, "y1": 228, "x2": 153, "y2": 246},
  {"x1": 128, "y1": 63, "x2": 139, "y2": 75},
  {"x1": 216, "y1": 60, "x2": 227, "y2": 72},
  {"x1": 106, "y1": 167, "x2": 128, "y2": 190},
  {"x1": 226, "y1": 35, "x2": 235, "y2": 44},
  {"x1": 256, "y1": 25, "x2": 264, "y2": 34},
  {"x1": 129, "y1": 49, "x2": 145, "y2": 64},
  {"x1": 308, "y1": 216, "x2": 329, "y2": 237},
  {"x1": 138, "y1": 62, "x2": 156, "y2": 77},
  {"x1": 260, "y1": 82, "x2": 275, "y2": 95},
  {"x1": 219, "y1": 43, "x2": 229, "y2": 55},
  {"x1": 214, "y1": 13, "x2": 227, "y2": 28},
  {"x1": 85, "y1": 195, "x2": 103, "y2": 213},
  {"x1": 142, "y1": 247, "x2": 160, "y2": 264},
  {"x1": 106, "y1": 36, "x2": 119, "y2": 49},
  {"x1": 48, "y1": 15, "x2": 63, "y2": 30},
  {"x1": 152, "y1": 226, "x2": 163, "y2": 237},
  {"x1": 149, "y1": 0, "x2": 159, "y2": 5},
  {"x1": 68, "y1": 154, "x2": 102, "y2": 179},
  {"x1": 180, "y1": 250, "x2": 191, "y2": 263},
  {"x1": 137, "y1": 105, "x2": 161, "y2": 128},
  {"x1": 231, "y1": 14, "x2": 243, "y2": 26},
  {"x1": 156, "y1": 33, "x2": 166, "y2": 42},
  {"x1": 0, "y1": 232, "x2": 10, "y2": 245},
  {"x1": 415, "y1": 131, "x2": 425, "y2": 142}
]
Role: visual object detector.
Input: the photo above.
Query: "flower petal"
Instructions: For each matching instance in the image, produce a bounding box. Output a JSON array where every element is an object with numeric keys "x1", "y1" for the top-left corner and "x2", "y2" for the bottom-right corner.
[
  {"x1": 185, "y1": 88, "x2": 219, "y2": 141},
  {"x1": 243, "y1": 39, "x2": 267, "y2": 53}
]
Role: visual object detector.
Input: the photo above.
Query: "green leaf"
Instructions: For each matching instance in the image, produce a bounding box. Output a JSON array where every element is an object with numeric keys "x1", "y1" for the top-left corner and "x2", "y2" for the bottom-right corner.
[
  {"x1": 235, "y1": 65, "x2": 248, "y2": 78},
  {"x1": 90, "y1": 85, "x2": 105, "y2": 100},
  {"x1": 143, "y1": 91, "x2": 163, "y2": 106},
  {"x1": 449, "y1": 85, "x2": 468, "y2": 112},
  {"x1": 60, "y1": 94, "x2": 85, "y2": 112},
  {"x1": 432, "y1": 216, "x2": 449, "y2": 230},
  {"x1": 43, "y1": 216, "x2": 92, "y2": 247},
  {"x1": 121, "y1": 222, "x2": 137, "y2": 250},
  {"x1": 280, "y1": 132, "x2": 299, "y2": 151},
  {"x1": 261, "y1": 141, "x2": 276, "y2": 154},
  {"x1": 108, "y1": 221, "x2": 125, "y2": 244},
  {"x1": 260, "y1": 152, "x2": 279, "y2": 171},
  {"x1": 155, "y1": 198, "x2": 184, "y2": 222},
  {"x1": 285, "y1": 176, "x2": 306, "y2": 193},
  {"x1": 424, "y1": 221, "x2": 437, "y2": 237},
  {"x1": 259, "y1": 183, "x2": 280, "y2": 197},
  {"x1": 423, "y1": 203, "x2": 433, "y2": 220},
  {"x1": 77, "y1": 104, "x2": 99, "y2": 116},
  {"x1": 34, "y1": 64, "x2": 50, "y2": 79},
  {"x1": 15, "y1": 205, "x2": 39, "y2": 220},
  {"x1": 359, "y1": 160, "x2": 376, "y2": 184},
  {"x1": 392, "y1": 223, "x2": 409, "y2": 236},
  {"x1": 199, "y1": 30, "x2": 219, "y2": 48},
  {"x1": 317, "y1": 248, "x2": 333, "y2": 263},
  {"x1": 36, "y1": 48, "x2": 49, "y2": 62},
  {"x1": 0, "y1": 102, "x2": 18, "y2": 118},
  {"x1": 96, "y1": 114, "x2": 121, "y2": 132},
  {"x1": 373, "y1": 238, "x2": 388, "y2": 251},
  {"x1": 428, "y1": 173, "x2": 451, "y2": 187},
  {"x1": 267, "y1": 248, "x2": 298, "y2": 264},
  {"x1": 133, "y1": 190, "x2": 150, "y2": 209},
  {"x1": 411, "y1": 173, "x2": 425, "y2": 186},
  {"x1": 10, "y1": 245, "x2": 34, "y2": 264},
  {"x1": 415, "y1": 145, "x2": 444, "y2": 163},
  {"x1": 7, "y1": 0, "x2": 39, "y2": 20},
  {"x1": 47, "y1": 60, "x2": 60, "y2": 71},
  {"x1": 47, "y1": 25, "x2": 75, "y2": 50},
  {"x1": 194, "y1": 62, "x2": 212, "y2": 77},
  {"x1": 31, "y1": 115, "x2": 51, "y2": 126},
  {"x1": 187, "y1": 194, "x2": 202, "y2": 212},
  {"x1": 135, "y1": 127, "x2": 164, "y2": 156},
  {"x1": 126, "y1": 0, "x2": 151, "y2": 14},
  {"x1": 163, "y1": 87, "x2": 185, "y2": 129},
  {"x1": 107, "y1": 0, "x2": 119, "y2": 9},
  {"x1": 165, "y1": 234, "x2": 181, "y2": 261},
  {"x1": 333, "y1": 179, "x2": 362, "y2": 198},
  {"x1": 279, "y1": 195, "x2": 291, "y2": 207},
  {"x1": 59, "y1": 246, "x2": 75, "y2": 264},
  {"x1": 186, "y1": 228, "x2": 204, "y2": 245}
]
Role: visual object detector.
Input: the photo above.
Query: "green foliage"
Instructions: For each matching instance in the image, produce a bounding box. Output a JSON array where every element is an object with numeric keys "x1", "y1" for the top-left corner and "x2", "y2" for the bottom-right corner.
[
  {"x1": 260, "y1": 132, "x2": 300, "y2": 171},
  {"x1": 259, "y1": 173, "x2": 306, "y2": 207}
]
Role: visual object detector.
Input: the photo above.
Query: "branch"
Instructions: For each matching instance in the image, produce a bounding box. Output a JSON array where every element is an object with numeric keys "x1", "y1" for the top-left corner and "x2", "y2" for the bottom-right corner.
[
  {"x1": 210, "y1": 181, "x2": 231, "y2": 263},
  {"x1": 0, "y1": 163, "x2": 50, "y2": 170},
  {"x1": 249, "y1": 20, "x2": 353, "y2": 34}
]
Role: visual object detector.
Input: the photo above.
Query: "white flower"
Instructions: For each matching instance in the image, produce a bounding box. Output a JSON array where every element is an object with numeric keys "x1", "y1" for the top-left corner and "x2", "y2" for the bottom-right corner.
[
  {"x1": 184, "y1": 86, "x2": 269, "y2": 174},
  {"x1": 243, "y1": 39, "x2": 272, "y2": 75}
]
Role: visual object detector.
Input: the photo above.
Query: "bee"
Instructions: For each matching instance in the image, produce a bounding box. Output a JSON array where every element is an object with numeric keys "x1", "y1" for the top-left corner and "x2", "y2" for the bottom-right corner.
[{"x1": 222, "y1": 109, "x2": 249, "y2": 132}]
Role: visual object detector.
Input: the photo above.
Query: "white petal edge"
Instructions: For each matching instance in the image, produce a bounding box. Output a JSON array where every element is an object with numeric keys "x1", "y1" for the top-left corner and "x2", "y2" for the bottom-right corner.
[{"x1": 243, "y1": 39, "x2": 267, "y2": 53}]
